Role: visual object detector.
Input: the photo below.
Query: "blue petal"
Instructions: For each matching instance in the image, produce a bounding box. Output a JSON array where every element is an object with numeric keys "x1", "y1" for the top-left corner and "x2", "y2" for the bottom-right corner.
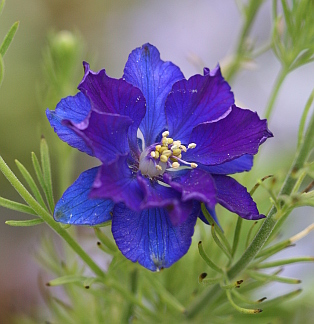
[
  {"x1": 123, "y1": 43, "x2": 184, "y2": 147},
  {"x1": 46, "y1": 92, "x2": 93, "y2": 155},
  {"x1": 212, "y1": 175, "x2": 265, "y2": 220},
  {"x1": 78, "y1": 62, "x2": 146, "y2": 155},
  {"x1": 199, "y1": 154, "x2": 253, "y2": 175},
  {"x1": 111, "y1": 203, "x2": 199, "y2": 271},
  {"x1": 54, "y1": 167, "x2": 114, "y2": 225},
  {"x1": 90, "y1": 155, "x2": 144, "y2": 211},
  {"x1": 65, "y1": 111, "x2": 133, "y2": 165},
  {"x1": 166, "y1": 67, "x2": 233, "y2": 143}
]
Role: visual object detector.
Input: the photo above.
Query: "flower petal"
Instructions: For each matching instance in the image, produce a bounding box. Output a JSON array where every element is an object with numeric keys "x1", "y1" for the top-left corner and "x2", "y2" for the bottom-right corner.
[
  {"x1": 54, "y1": 167, "x2": 114, "y2": 225},
  {"x1": 166, "y1": 67, "x2": 233, "y2": 143},
  {"x1": 212, "y1": 174, "x2": 264, "y2": 220},
  {"x1": 137, "y1": 176, "x2": 194, "y2": 226},
  {"x1": 199, "y1": 154, "x2": 253, "y2": 175},
  {"x1": 64, "y1": 111, "x2": 133, "y2": 164},
  {"x1": 111, "y1": 203, "x2": 199, "y2": 271},
  {"x1": 164, "y1": 169, "x2": 217, "y2": 209},
  {"x1": 46, "y1": 92, "x2": 93, "y2": 155},
  {"x1": 90, "y1": 155, "x2": 144, "y2": 211},
  {"x1": 184, "y1": 106, "x2": 273, "y2": 165},
  {"x1": 78, "y1": 62, "x2": 146, "y2": 154},
  {"x1": 123, "y1": 43, "x2": 184, "y2": 146}
]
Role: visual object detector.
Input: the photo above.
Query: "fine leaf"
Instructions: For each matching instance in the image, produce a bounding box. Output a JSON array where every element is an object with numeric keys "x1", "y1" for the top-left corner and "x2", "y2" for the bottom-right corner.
[
  {"x1": 40, "y1": 137, "x2": 55, "y2": 211},
  {"x1": 31, "y1": 152, "x2": 47, "y2": 200},
  {"x1": 0, "y1": 196, "x2": 37, "y2": 215},
  {"x1": 47, "y1": 275, "x2": 98, "y2": 287},
  {"x1": 0, "y1": 0, "x2": 5, "y2": 16},
  {"x1": 5, "y1": 218, "x2": 44, "y2": 226},
  {"x1": 15, "y1": 159, "x2": 48, "y2": 211},
  {"x1": 0, "y1": 21, "x2": 19, "y2": 57}
]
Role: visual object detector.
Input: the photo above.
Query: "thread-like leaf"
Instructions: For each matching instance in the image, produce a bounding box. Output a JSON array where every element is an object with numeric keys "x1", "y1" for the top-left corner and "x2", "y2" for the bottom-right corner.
[
  {"x1": 0, "y1": 197, "x2": 36, "y2": 215},
  {"x1": 5, "y1": 219, "x2": 44, "y2": 226},
  {"x1": 0, "y1": 21, "x2": 19, "y2": 57}
]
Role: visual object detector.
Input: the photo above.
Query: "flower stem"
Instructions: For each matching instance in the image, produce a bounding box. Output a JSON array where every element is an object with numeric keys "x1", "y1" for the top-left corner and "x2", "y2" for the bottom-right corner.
[
  {"x1": 0, "y1": 156, "x2": 105, "y2": 279},
  {"x1": 264, "y1": 66, "x2": 288, "y2": 120}
]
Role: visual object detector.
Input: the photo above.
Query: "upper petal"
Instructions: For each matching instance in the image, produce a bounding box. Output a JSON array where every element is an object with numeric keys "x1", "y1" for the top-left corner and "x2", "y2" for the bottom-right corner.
[
  {"x1": 111, "y1": 203, "x2": 199, "y2": 271},
  {"x1": 184, "y1": 106, "x2": 273, "y2": 165},
  {"x1": 123, "y1": 43, "x2": 184, "y2": 146},
  {"x1": 90, "y1": 155, "x2": 144, "y2": 211},
  {"x1": 199, "y1": 154, "x2": 253, "y2": 175},
  {"x1": 166, "y1": 66, "x2": 233, "y2": 143},
  {"x1": 212, "y1": 174, "x2": 264, "y2": 220},
  {"x1": 64, "y1": 111, "x2": 133, "y2": 165},
  {"x1": 78, "y1": 62, "x2": 146, "y2": 155},
  {"x1": 46, "y1": 92, "x2": 93, "y2": 155},
  {"x1": 54, "y1": 167, "x2": 114, "y2": 225}
]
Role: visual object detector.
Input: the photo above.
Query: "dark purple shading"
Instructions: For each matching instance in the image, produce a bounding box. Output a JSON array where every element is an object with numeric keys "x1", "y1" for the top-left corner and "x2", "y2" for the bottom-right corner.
[
  {"x1": 166, "y1": 67, "x2": 233, "y2": 143},
  {"x1": 184, "y1": 106, "x2": 273, "y2": 165},
  {"x1": 46, "y1": 92, "x2": 93, "y2": 155}
]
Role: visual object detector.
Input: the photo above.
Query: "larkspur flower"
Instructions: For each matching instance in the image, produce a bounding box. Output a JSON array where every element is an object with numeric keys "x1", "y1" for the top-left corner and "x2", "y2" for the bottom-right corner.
[{"x1": 46, "y1": 43, "x2": 273, "y2": 271}]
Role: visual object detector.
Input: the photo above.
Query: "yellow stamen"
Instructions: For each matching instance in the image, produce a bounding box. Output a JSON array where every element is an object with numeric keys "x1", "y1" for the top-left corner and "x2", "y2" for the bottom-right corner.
[
  {"x1": 155, "y1": 145, "x2": 161, "y2": 151},
  {"x1": 162, "y1": 131, "x2": 169, "y2": 137},
  {"x1": 191, "y1": 163, "x2": 198, "y2": 168},
  {"x1": 162, "y1": 149, "x2": 172, "y2": 157},
  {"x1": 154, "y1": 151, "x2": 160, "y2": 159},
  {"x1": 172, "y1": 148, "x2": 181, "y2": 156},
  {"x1": 150, "y1": 151, "x2": 156, "y2": 158},
  {"x1": 156, "y1": 165, "x2": 162, "y2": 171},
  {"x1": 173, "y1": 140, "x2": 181, "y2": 146},
  {"x1": 180, "y1": 145, "x2": 187, "y2": 152},
  {"x1": 188, "y1": 143, "x2": 197, "y2": 149},
  {"x1": 167, "y1": 137, "x2": 174, "y2": 144},
  {"x1": 172, "y1": 162, "x2": 180, "y2": 168},
  {"x1": 159, "y1": 146, "x2": 168, "y2": 154},
  {"x1": 160, "y1": 155, "x2": 168, "y2": 163},
  {"x1": 161, "y1": 137, "x2": 168, "y2": 145}
]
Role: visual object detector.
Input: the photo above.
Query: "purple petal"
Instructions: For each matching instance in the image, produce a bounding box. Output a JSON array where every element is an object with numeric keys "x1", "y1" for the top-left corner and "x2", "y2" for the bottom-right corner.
[
  {"x1": 90, "y1": 155, "x2": 144, "y2": 211},
  {"x1": 164, "y1": 169, "x2": 217, "y2": 209},
  {"x1": 200, "y1": 154, "x2": 253, "y2": 175},
  {"x1": 64, "y1": 111, "x2": 133, "y2": 164},
  {"x1": 137, "y1": 176, "x2": 194, "y2": 226},
  {"x1": 123, "y1": 43, "x2": 184, "y2": 146},
  {"x1": 166, "y1": 67, "x2": 233, "y2": 143},
  {"x1": 46, "y1": 92, "x2": 93, "y2": 155},
  {"x1": 111, "y1": 203, "x2": 199, "y2": 271},
  {"x1": 54, "y1": 167, "x2": 114, "y2": 225},
  {"x1": 184, "y1": 106, "x2": 273, "y2": 165},
  {"x1": 212, "y1": 174, "x2": 264, "y2": 220},
  {"x1": 78, "y1": 62, "x2": 146, "y2": 155}
]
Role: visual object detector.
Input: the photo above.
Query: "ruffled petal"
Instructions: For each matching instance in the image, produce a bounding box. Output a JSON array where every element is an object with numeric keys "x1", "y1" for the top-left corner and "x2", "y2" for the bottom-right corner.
[
  {"x1": 123, "y1": 43, "x2": 184, "y2": 146},
  {"x1": 212, "y1": 174, "x2": 265, "y2": 220},
  {"x1": 111, "y1": 203, "x2": 199, "y2": 271},
  {"x1": 46, "y1": 92, "x2": 93, "y2": 155},
  {"x1": 137, "y1": 176, "x2": 194, "y2": 226},
  {"x1": 64, "y1": 111, "x2": 133, "y2": 164},
  {"x1": 164, "y1": 169, "x2": 217, "y2": 209},
  {"x1": 199, "y1": 154, "x2": 253, "y2": 175},
  {"x1": 184, "y1": 106, "x2": 273, "y2": 165},
  {"x1": 166, "y1": 67, "x2": 233, "y2": 143},
  {"x1": 90, "y1": 155, "x2": 144, "y2": 211},
  {"x1": 78, "y1": 62, "x2": 146, "y2": 154},
  {"x1": 54, "y1": 167, "x2": 114, "y2": 225}
]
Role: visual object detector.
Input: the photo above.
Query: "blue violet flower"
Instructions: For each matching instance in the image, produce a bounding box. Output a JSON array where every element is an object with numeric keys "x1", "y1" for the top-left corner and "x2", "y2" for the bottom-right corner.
[{"x1": 46, "y1": 43, "x2": 273, "y2": 271}]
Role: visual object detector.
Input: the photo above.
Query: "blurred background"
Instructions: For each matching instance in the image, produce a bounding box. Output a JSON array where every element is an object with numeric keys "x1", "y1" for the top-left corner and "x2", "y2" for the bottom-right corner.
[{"x1": 0, "y1": 0, "x2": 313, "y2": 322}]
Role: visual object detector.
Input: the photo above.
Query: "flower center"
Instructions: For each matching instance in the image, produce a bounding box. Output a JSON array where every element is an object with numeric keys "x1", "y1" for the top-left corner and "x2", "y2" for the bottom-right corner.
[{"x1": 138, "y1": 131, "x2": 198, "y2": 178}]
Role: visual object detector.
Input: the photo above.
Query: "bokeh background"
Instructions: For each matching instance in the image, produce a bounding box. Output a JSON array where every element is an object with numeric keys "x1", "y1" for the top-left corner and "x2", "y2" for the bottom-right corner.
[{"x1": 0, "y1": 0, "x2": 313, "y2": 322}]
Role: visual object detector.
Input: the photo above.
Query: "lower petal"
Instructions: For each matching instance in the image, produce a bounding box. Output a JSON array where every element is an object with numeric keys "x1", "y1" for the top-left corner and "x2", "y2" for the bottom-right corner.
[
  {"x1": 111, "y1": 203, "x2": 199, "y2": 271},
  {"x1": 54, "y1": 167, "x2": 114, "y2": 225},
  {"x1": 212, "y1": 174, "x2": 264, "y2": 220}
]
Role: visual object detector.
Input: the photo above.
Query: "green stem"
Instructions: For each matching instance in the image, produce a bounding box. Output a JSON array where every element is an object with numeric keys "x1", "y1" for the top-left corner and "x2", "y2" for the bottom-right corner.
[
  {"x1": 0, "y1": 156, "x2": 105, "y2": 279},
  {"x1": 186, "y1": 98, "x2": 314, "y2": 319},
  {"x1": 264, "y1": 67, "x2": 288, "y2": 120}
]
